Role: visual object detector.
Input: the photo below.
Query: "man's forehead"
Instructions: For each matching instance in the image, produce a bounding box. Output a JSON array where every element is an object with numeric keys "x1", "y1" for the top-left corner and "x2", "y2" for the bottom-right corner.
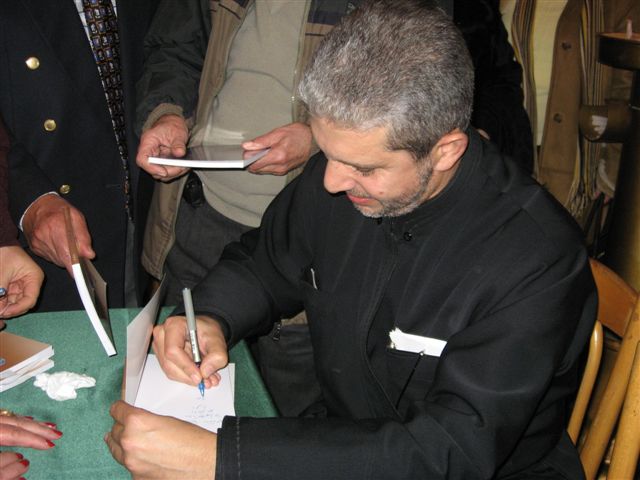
[
  {"x1": 310, "y1": 118, "x2": 422, "y2": 172},
  {"x1": 311, "y1": 118, "x2": 390, "y2": 153}
]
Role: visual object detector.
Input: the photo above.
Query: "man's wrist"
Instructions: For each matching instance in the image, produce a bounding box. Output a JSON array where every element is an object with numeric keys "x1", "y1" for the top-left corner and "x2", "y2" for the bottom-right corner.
[
  {"x1": 19, "y1": 192, "x2": 59, "y2": 231},
  {"x1": 142, "y1": 104, "x2": 185, "y2": 132}
]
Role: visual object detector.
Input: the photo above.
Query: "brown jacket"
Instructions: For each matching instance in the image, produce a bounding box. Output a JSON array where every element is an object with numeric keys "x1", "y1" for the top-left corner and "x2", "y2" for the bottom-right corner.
[{"x1": 515, "y1": 0, "x2": 639, "y2": 219}]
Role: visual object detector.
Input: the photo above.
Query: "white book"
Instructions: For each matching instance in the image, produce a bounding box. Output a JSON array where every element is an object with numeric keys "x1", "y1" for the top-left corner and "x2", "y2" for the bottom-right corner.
[
  {"x1": 124, "y1": 279, "x2": 235, "y2": 432},
  {"x1": 149, "y1": 144, "x2": 269, "y2": 169},
  {"x1": 64, "y1": 207, "x2": 116, "y2": 356},
  {"x1": 0, "y1": 331, "x2": 54, "y2": 380},
  {"x1": 134, "y1": 355, "x2": 235, "y2": 433},
  {"x1": 0, "y1": 358, "x2": 55, "y2": 392},
  {"x1": 71, "y1": 258, "x2": 116, "y2": 356}
]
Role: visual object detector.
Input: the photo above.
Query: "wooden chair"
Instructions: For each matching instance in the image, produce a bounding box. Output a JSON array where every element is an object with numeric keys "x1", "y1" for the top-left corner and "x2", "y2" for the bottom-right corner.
[{"x1": 568, "y1": 258, "x2": 640, "y2": 479}]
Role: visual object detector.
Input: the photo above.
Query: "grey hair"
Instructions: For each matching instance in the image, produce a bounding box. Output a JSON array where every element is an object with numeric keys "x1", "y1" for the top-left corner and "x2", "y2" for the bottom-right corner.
[{"x1": 298, "y1": 0, "x2": 474, "y2": 160}]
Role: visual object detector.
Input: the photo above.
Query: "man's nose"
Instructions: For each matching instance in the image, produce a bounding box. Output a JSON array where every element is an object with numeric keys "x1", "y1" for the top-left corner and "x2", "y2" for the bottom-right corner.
[{"x1": 324, "y1": 160, "x2": 355, "y2": 194}]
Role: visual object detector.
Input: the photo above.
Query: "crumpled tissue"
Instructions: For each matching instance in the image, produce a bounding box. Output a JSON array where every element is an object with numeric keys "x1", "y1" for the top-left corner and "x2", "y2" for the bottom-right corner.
[{"x1": 34, "y1": 371, "x2": 96, "y2": 401}]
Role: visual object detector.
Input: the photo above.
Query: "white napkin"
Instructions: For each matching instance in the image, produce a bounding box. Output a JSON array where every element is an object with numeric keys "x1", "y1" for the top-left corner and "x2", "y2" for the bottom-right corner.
[{"x1": 33, "y1": 371, "x2": 96, "y2": 401}]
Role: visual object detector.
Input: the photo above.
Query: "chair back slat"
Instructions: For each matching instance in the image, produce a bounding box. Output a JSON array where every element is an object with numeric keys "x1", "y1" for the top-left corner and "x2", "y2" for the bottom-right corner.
[
  {"x1": 573, "y1": 259, "x2": 639, "y2": 480},
  {"x1": 608, "y1": 343, "x2": 640, "y2": 479}
]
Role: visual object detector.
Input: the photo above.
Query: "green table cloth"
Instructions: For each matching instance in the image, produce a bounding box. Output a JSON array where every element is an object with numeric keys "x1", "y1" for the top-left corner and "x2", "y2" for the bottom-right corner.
[{"x1": 0, "y1": 308, "x2": 276, "y2": 479}]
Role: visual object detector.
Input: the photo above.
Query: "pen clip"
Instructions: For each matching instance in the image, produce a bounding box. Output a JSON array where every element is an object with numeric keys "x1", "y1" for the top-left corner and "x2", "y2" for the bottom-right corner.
[{"x1": 182, "y1": 288, "x2": 202, "y2": 364}]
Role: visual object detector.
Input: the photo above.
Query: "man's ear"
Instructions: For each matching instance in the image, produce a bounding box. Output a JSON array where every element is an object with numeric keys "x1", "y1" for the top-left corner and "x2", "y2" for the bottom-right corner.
[{"x1": 430, "y1": 129, "x2": 468, "y2": 172}]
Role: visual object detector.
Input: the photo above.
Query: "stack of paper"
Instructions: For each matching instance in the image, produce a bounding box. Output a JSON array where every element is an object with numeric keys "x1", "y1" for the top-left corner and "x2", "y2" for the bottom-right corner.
[{"x1": 0, "y1": 331, "x2": 54, "y2": 392}]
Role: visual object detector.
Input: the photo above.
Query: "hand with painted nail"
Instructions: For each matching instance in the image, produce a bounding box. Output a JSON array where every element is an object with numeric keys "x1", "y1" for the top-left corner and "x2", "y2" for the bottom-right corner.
[
  {"x1": 105, "y1": 400, "x2": 216, "y2": 479},
  {"x1": 0, "y1": 414, "x2": 62, "y2": 480},
  {"x1": 152, "y1": 314, "x2": 228, "y2": 389},
  {"x1": 0, "y1": 452, "x2": 29, "y2": 480}
]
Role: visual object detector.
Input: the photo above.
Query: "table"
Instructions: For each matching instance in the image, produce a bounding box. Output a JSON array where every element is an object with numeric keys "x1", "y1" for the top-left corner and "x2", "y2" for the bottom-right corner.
[{"x1": 0, "y1": 308, "x2": 277, "y2": 479}]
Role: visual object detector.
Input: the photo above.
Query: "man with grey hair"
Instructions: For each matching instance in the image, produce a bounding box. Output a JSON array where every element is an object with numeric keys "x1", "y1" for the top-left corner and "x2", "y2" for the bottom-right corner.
[{"x1": 106, "y1": 2, "x2": 595, "y2": 478}]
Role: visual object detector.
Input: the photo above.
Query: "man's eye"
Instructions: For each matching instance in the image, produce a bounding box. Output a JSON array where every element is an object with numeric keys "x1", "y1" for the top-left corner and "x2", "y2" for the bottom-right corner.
[{"x1": 357, "y1": 168, "x2": 375, "y2": 177}]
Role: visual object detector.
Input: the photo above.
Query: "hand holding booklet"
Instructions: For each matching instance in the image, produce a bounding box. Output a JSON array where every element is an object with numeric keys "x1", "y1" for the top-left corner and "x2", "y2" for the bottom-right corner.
[
  {"x1": 64, "y1": 208, "x2": 116, "y2": 356},
  {"x1": 149, "y1": 144, "x2": 269, "y2": 169}
]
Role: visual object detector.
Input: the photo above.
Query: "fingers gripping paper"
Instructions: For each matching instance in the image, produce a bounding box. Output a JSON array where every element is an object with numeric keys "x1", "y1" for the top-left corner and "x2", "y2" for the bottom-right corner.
[{"x1": 64, "y1": 208, "x2": 115, "y2": 356}]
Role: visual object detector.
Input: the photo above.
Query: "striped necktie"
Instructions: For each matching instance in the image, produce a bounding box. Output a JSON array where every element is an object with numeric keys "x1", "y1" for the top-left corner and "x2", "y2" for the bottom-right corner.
[{"x1": 82, "y1": 0, "x2": 132, "y2": 218}]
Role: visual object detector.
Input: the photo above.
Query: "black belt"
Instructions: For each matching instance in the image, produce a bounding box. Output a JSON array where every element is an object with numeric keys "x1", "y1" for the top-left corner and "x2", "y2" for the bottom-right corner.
[{"x1": 182, "y1": 171, "x2": 205, "y2": 207}]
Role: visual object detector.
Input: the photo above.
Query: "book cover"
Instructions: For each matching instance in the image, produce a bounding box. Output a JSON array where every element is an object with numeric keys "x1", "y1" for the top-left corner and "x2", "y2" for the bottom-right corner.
[{"x1": 0, "y1": 331, "x2": 54, "y2": 381}]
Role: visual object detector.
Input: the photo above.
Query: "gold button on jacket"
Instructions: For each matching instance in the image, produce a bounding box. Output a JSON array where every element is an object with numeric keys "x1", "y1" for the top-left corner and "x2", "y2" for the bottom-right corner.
[
  {"x1": 43, "y1": 119, "x2": 56, "y2": 131},
  {"x1": 59, "y1": 184, "x2": 71, "y2": 195},
  {"x1": 25, "y1": 56, "x2": 40, "y2": 70}
]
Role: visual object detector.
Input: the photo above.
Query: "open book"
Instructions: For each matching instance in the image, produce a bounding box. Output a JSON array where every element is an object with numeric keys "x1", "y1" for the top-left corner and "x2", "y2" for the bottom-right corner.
[
  {"x1": 123, "y1": 280, "x2": 235, "y2": 432},
  {"x1": 64, "y1": 208, "x2": 116, "y2": 356}
]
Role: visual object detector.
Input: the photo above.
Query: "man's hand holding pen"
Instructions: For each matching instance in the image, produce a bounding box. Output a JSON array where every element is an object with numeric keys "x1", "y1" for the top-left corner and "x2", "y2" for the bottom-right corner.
[
  {"x1": 151, "y1": 312, "x2": 228, "y2": 390},
  {"x1": 106, "y1": 291, "x2": 226, "y2": 478}
]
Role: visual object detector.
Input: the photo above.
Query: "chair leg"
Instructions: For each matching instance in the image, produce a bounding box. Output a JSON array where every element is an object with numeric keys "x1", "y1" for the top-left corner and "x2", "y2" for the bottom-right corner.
[{"x1": 608, "y1": 343, "x2": 640, "y2": 479}]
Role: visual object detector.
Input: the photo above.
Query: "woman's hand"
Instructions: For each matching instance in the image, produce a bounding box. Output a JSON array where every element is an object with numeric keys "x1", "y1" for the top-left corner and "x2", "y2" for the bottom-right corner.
[{"x1": 0, "y1": 414, "x2": 62, "y2": 480}]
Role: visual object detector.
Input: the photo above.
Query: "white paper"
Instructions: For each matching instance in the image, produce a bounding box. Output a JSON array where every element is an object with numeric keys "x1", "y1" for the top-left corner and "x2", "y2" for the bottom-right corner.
[
  {"x1": 125, "y1": 278, "x2": 235, "y2": 431},
  {"x1": 71, "y1": 260, "x2": 116, "y2": 356},
  {"x1": 389, "y1": 328, "x2": 446, "y2": 357},
  {"x1": 149, "y1": 144, "x2": 269, "y2": 169},
  {"x1": 134, "y1": 355, "x2": 235, "y2": 433},
  {"x1": 124, "y1": 279, "x2": 166, "y2": 405}
]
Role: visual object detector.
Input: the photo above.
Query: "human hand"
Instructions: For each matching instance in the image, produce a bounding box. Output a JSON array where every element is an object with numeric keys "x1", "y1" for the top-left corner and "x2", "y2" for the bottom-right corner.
[
  {"x1": 0, "y1": 413, "x2": 62, "y2": 449},
  {"x1": 0, "y1": 452, "x2": 29, "y2": 480},
  {"x1": 0, "y1": 246, "x2": 44, "y2": 320},
  {"x1": 244, "y1": 122, "x2": 313, "y2": 175},
  {"x1": 152, "y1": 315, "x2": 228, "y2": 389},
  {"x1": 0, "y1": 413, "x2": 62, "y2": 479},
  {"x1": 136, "y1": 115, "x2": 190, "y2": 181},
  {"x1": 105, "y1": 400, "x2": 216, "y2": 480},
  {"x1": 21, "y1": 195, "x2": 93, "y2": 274}
]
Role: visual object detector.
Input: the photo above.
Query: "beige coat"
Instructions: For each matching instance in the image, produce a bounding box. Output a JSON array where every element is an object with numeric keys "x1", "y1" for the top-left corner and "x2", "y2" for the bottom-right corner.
[{"x1": 140, "y1": 0, "x2": 335, "y2": 279}]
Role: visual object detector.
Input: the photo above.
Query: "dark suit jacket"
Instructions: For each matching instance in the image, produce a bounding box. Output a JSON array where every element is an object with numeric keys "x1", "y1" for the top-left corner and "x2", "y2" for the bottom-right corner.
[
  {"x1": 0, "y1": 0, "x2": 158, "y2": 311},
  {"x1": 0, "y1": 118, "x2": 18, "y2": 248}
]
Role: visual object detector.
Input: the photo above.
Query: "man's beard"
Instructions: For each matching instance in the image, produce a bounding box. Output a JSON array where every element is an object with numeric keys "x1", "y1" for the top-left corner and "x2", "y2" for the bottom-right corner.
[{"x1": 350, "y1": 161, "x2": 434, "y2": 218}]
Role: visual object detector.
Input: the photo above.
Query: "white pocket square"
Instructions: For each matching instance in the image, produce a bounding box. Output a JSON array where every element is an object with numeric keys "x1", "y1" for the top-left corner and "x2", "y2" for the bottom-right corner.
[{"x1": 389, "y1": 328, "x2": 446, "y2": 357}]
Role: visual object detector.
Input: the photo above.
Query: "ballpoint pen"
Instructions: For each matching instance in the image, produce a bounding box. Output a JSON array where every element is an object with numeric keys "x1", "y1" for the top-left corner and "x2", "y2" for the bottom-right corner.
[{"x1": 182, "y1": 287, "x2": 205, "y2": 398}]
